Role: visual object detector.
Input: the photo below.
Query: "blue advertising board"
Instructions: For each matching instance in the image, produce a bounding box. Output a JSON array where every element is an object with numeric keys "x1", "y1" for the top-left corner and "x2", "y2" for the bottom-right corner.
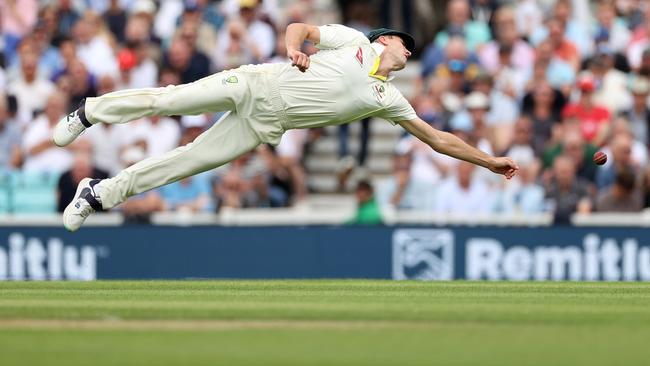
[{"x1": 0, "y1": 226, "x2": 649, "y2": 281}]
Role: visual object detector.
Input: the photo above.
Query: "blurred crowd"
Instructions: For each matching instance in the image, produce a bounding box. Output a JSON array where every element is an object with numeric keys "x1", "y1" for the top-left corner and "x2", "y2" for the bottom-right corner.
[
  {"x1": 0, "y1": 0, "x2": 334, "y2": 221},
  {"x1": 2, "y1": 0, "x2": 650, "y2": 224},
  {"x1": 372, "y1": 0, "x2": 650, "y2": 224}
]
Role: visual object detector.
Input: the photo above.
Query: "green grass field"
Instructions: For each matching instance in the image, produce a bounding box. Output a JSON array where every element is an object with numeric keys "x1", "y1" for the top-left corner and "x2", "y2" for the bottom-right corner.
[{"x1": 1, "y1": 281, "x2": 649, "y2": 365}]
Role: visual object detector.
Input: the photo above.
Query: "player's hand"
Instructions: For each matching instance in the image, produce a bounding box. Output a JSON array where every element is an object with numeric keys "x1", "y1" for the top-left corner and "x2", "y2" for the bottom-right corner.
[
  {"x1": 488, "y1": 157, "x2": 519, "y2": 179},
  {"x1": 288, "y1": 49, "x2": 310, "y2": 72}
]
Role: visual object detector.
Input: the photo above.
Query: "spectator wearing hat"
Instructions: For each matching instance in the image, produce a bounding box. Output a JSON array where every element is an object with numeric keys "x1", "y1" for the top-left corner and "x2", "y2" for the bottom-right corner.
[
  {"x1": 621, "y1": 77, "x2": 650, "y2": 145},
  {"x1": 588, "y1": 49, "x2": 631, "y2": 114},
  {"x1": 215, "y1": 0, "x2": 275, "y2": 68},
  {"x1": 434, "y1": 0, "x2": 491, "y2": 52},
  {"x1": 472, "y1": 72, "x2": 519, "y2": 145},
  {"x1": 561, "y1": 75, "x2": 611, "y2": 146}
]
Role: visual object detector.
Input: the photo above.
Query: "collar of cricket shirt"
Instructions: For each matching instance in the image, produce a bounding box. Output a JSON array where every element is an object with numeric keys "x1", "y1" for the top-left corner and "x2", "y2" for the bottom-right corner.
[{"x1": 368, "y1": 43, "x2": 394, "y2": 82}]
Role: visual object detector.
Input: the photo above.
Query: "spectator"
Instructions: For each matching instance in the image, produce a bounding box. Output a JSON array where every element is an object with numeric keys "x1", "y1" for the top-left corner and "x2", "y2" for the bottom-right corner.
[
  {"x1": 275, "y1": 129, "x2": 308, "y2": 201},
  {"x1": 0, "y1": 0, "x2": 38, "y2": 64},
  {"x1": 57, "y1": 152, "x2": 109, "y2": 212},
  {"x1": 130, "y1": 115, "x2": 181, "y2": 158},
  {"x1": 515, "y1": 0, "x2": 544, "y2": 40},
  {"x1": 21, "y1": 92, "x2": 76, "y2": 174},
  {"x1": 522, "y1": 81, "x2": 566, "y2": 156},
  {"x1": 420, "y1": 35, "x2": 480, "y2": 81},
  {"x1": 435, "y1": 160, "x2": 494, "y2": 216},
  {"x1": 621, "y1": 77, "x2": 650, "y2": 145},
  {"x1": 104, "y1": 0, "x2": 128, "y2": 43},
  {"x1": 545, "y1": 17, "x2": 581, "y2": 71},
  {"x1": 347, "y1": 180, "x2": 382, "y2": 225},
  {"x1": 496, "y1": 159, "x2": 546, "y2": 215},
  {"x1": 116, "y1": 40, "x2": 158, "y2": 89},
  {"x1": 596, "y1": 168, "x2": 643, "y2": 212},
  {"x1": 529, "y1": 39, "x2": 576, "y2": 93},
  {"x1": 543, "y1": 128, "x2": 598, "y2": 184},
  {"x1": 56, "y1": 0, "x2": 81, "y2": 37},
  {"x1": 478, "y1": 6, "x2": 534, "y2": 76},
  {"x1": 73, "y1": 12, "x2": 119, "y2": 78},
  {"x1": 434, "y1": 0, "x2": 491, "y2": 52},
  {"x1": 627, "y1": 7, "x2": 650, "y2": 70},
  {"x1": 215, "y1": 0, "x2": 275, "y2": 66},
  {"x1": 596, "y1": 132, "x2": 638, "y2": 190},
  {"x1": 163, "y1": 36, "x2": 209, "y2": 84},
  {"x1": 562, "y1": 75, "x2": 611, "y2": 146},
  {"x1": 589, "y1": 49, "x2": 631, "y2": 114},
  {"x1": 8, "y1": 47, "x2": 55, "y2": 125},
  {"x1": 213, "y1": 19, "x2": 260, "y2": 70},
  {"x1": 531, "y1": 0, "x2": 593, "y2": 58},
  {"x1": 593, "y1": 0, "x2": 630, "y2": 55},
  {"x1": 59, "y1": 58, "x2": 98, "y2": 111},
  {"x1": 544, "y1": 154, "x2": 592, "y2": 224},
  {"x1": 376, "y1": 153, "x2": 437, "y2": 211},
  {"x1": 0, "y1": 95, "x2": 21, "y2": 171},
  {"x1": 118, "y1": 145, "x2": 165, "y2": 223},
  {"x1": 176, "y1": 4, "x2": 219, "y2": 58},
  {"x1": 159, "y1": 134, "x2": 214, "y2": 213},
  {"x1": 504, "y1": 117, "x2": 536, "y2": 166}
]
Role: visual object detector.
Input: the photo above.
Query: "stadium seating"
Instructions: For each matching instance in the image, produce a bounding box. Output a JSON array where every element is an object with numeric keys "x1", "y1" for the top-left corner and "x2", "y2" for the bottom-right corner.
[{"x1": 0, "y1": 171, "x2": 59, "y2": 214}]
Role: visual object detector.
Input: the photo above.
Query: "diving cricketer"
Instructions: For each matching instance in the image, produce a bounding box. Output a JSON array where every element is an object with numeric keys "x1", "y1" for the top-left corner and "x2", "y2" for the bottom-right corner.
[{"x1": 53, "y1": 23, "x2": 519, "y2": 231}]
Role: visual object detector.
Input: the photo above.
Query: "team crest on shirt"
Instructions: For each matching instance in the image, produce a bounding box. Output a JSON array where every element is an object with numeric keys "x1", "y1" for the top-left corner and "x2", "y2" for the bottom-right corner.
[
  {"x1": 355, "y1": 47, "x2": 363, "y2": 67},
  {"x1": 222, "y1": 76, "x2": 238, "y2": 84},
  {"x1": 371, "y1": 83, "x2": 385, "y2": 101}
]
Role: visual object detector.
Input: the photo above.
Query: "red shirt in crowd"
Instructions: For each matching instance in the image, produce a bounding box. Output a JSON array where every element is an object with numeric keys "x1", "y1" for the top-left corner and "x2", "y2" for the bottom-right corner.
[{"x1": 562, "y1": 103, "x2": 610, "y2": 143}]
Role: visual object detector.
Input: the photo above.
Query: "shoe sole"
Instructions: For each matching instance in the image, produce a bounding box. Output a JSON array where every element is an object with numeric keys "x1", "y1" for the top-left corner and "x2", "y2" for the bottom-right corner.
[{"x1": 63, "y1": 177, "x2": 93, "y2": 232}]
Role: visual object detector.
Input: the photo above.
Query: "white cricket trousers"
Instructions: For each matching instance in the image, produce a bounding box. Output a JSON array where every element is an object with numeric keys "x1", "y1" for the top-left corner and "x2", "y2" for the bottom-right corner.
[{"x1": 85, "y1": 66, "x2": 287, "y2": 209}]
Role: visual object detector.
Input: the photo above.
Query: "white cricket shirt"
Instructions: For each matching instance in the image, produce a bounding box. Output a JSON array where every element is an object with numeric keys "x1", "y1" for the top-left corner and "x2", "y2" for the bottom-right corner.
[{"x1": 275, "y1": 24, "x2": 417, "y2": 129}]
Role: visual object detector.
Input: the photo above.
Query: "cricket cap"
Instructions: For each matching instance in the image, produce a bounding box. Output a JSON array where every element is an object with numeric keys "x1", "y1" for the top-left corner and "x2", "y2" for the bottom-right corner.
[{"x1": 367, "y1": 28, "x2": 415, "y2": 52}]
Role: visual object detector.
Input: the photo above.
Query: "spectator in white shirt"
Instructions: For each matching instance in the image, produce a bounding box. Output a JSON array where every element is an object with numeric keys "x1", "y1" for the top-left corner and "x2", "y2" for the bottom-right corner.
[
  {"x1": 7, "y1": 48, "x2": 55, "y2": 126},
  {"x1": 435, "y1": 160, "x2": 494, "y2": 216},
  {"x1": 21, "y1": 92, "x2": 80, "y2": 174}
]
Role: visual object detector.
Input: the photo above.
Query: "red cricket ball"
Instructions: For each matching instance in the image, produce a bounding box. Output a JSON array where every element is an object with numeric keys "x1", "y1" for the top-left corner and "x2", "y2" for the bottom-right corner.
[{"x1": 593, "y1": 151, "x2": 608, "y2": 165}]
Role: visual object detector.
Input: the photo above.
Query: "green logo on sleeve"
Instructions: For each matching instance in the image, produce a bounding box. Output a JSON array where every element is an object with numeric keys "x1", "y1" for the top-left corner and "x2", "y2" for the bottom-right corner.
[{"x1": 223, "y1": 76, "x2": 239, "y2": 84}]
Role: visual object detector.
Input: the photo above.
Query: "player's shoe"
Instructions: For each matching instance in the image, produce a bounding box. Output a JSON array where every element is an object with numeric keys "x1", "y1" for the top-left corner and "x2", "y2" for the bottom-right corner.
[
  {"x1": 53, "y1": 101, "x2": 92, "y2": 147},
  {"x1": 63, "y1": 178, "x2": 103, "y2": 232}
]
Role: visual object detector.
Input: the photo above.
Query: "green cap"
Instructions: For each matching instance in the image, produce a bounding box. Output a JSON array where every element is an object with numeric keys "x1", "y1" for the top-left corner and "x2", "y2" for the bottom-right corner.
[{"x1": 366, "y1": 28, "x2": 415, "y2": 52}]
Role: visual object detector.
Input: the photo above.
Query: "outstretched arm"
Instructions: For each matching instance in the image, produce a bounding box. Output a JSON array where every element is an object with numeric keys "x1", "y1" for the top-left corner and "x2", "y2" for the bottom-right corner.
[
  {"x1": 398, "y1": 118, "x2": 519, "y2": 179},
  {"x1": 285, "y1": 23, "x2": 320, "y2": 72}
]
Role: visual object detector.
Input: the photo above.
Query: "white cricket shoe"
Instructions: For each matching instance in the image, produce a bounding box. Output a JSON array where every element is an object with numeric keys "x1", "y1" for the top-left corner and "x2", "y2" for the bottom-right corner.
[
  {"x1": 53, "y1": 108, "x2": 88, "y2": 147},
  {"x1": 63, "y1": 178, "x2": 103, "y2": 232}
]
